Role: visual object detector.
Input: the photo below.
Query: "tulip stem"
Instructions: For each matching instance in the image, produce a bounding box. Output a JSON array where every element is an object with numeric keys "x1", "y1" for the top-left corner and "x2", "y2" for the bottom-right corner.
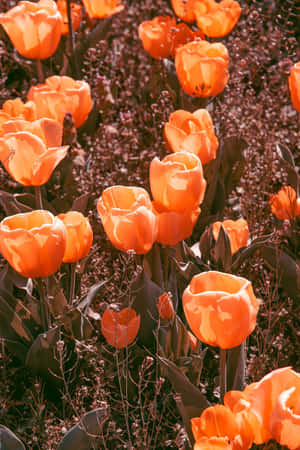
[
  {"x1": 36, "y1": 59, "x2": 44, "y2": 83},
  {"x1": 66, "y1": 0, "x2": 79, "y2": 78},
  {"x1": 37, "y1": 278, "x2": 50, "y2": 331},
  {"x1": 163, "y1": 246, "x2": 169, "y2": 290},
  {"x1": 220, "y1": 348, "x2": 227, "y2": 402},
  {"x1": 35, "y1": 186, "x2": 43, "y2": 210},
  {"x1": 69, "y1": 262, "x2": 76, "y2": 305}
]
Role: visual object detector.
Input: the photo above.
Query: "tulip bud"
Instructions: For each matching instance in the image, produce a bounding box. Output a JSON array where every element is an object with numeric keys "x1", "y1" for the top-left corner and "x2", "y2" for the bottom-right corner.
[{"x1": 158, "y1": 292, "x2": 175, "y2": 320}]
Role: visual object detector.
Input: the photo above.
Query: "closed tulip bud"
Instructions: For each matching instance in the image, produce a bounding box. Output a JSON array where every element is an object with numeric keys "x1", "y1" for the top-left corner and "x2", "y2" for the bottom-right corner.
[
  {"x1": 269, "y1": 186, "x2": 300, "y2": 220},
  {"x1": 57, "y1": 211, "x2": 93, "y2": 263},
  {"x1": 175, "y1": 40, "x2": 229, "y2": 97},
  {"x1": 288, "y1": 62, "x2": 300, "y2": 112},
  {"x1": 0, "y1": 0, "x2": 62, "y2": 60},
  {"x1": 56, "y1": 0, "x2": 82, "y2": 35},
  {"x1": 194, "y1": 0, "x2": 242, "y2": 38},
  {"x1": 212, "y1": 218, "x2": 249, "y2": 254},
  {"x1": 158, "y1": 292, "x2": 175, "y2": 320},
  {"x1": 82, "y1": 0, "x2": 124, "y2": 19},
  {"x1": 101, "y1": 307, "x2": 140, "y2": 348},
  {"x1": 0, "y1": 210, "x2": 66, "y2": 278}
]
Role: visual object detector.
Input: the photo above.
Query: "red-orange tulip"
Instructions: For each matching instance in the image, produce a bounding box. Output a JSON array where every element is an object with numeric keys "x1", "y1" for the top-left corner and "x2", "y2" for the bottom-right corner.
[
  {"x1": 288, "y1": 62, "x2": 300, "y2": 112},
  {"x1": 82, "y1": 0, "x2": 124, "y2": 19},
  {"x1": 182, "y1": 271, "x2": 259, "y2": 349},
  {"x1": 171, "y1": 0, "x2": 196, "y2": 23},
  {"x1": 0, "y1": 0, "x2": 62, "y2": 60},
  {"x1": 153, "y1": 201, "x2": 200, "y2": 245},
  {"x1": 175, "y1": 40, "x2": 229, "y2": 97},
  {"x1": 97, "y1": 186, "x2": 157, "y2": 255},
  {"x1": 57, "y1": 211, "x2": 93, "y2": 263},
  {"x1": 269, "y1": 186, "x2": 300, "y2": 220},
  {"x1": 212, "y1": 218, "x2": 249, "y2": 254},
  {"x1": 194, "y1": 0, "x2": 242, "y2": 38},
  {"x1": 158, "y1": 292, "x2": 175, "y2": 320},
  {"x1": 164, "y1": 109, "x2": 218, "y2": 165},
  {"x1": 57, "y1": 0, "x2": 82, "y2": 35},
  {"x1": 150, "y1": 152, "x2": 206, "y2": 213},
  {"x1": 0, "y1": 99, "x2": 37, "y2": 134},
  {"x1": 0, "y1": 119, "x2": 68, "y2": 186},
  {"x1": 27, "y1": 75, "x2": 93, "y2": 128},
  {"x1": 0, "y1": 210, "x2": 66, "y2": 278},
  {"x1": 138, "y1": 16, "x2": 176, "y2": 59},
  {"x1": 101, "y1": 307, "x2": 140, "y2": 348}
]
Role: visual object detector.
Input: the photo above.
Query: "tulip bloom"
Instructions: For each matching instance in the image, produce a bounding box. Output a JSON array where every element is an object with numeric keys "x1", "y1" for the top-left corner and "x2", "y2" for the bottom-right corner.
[
  {"x1": 269, "y1": 186, "x2": 300, "y2": 220},
  {"x1": 171, "y1": 0, "x2": 196, "y2": 23},
  {"x1": 158, "y1": 292, "x2": 175, "y2": 320},
  {"x1": 27, "y1": 76, "x2": 93, "y2": 128},
  {"x1": 194, "y1": 0, "x2": 242, "y2": 38},
  {"x1": 101, "y1": 307, "x2": 140, "y2": 348},
  {"x1": 182, "y1": 271, "x2": 259, "y2": 349},
  {"x1": 97, "y1": 186, "x2": 157, "y2": 254},
  {"x1": 288, "y1": 62, "x2": 300, "y2": 112},
  {"x1": 57, "y1": 211, "x2": 93, "y2": 263},
  {"x1": 212, "y1": 218, "x2": 249, "y2": 254},
  {"x1": 164, "y1": 109, "x2": 218, "y2": 165},
  {"x1": 0, "y1": 99, "x2": 37, "y2": 134},
  {"x1": 0, "y1": 210, "x2": 66, "y2": 278},
  {"x1": 150, "y1": 152, "x2": 206, "y2": 213},
  {"x1": 0, "y1": 0, "x2": 62, "y2": 60},
  {"x1": 0, "y1": 119, "x2": 68, "y2": 186},
  {"x1": 175, "y1": 40, "x2": 229, "y2": 97},
  {"x1": 56, "y1": 0, "x2": 82, "y2": 35},
  {"x1": 270, "y1": 387, "x2": 300, "y2": 449},
  {"x1": 82, "y1": 0, "x2": 124, "y2": 19}
]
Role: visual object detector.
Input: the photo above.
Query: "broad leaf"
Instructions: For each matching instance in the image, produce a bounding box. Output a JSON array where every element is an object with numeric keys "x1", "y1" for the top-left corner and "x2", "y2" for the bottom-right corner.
[{"x1": 0, "y1": 425, "x2": 25, "y2": 450}]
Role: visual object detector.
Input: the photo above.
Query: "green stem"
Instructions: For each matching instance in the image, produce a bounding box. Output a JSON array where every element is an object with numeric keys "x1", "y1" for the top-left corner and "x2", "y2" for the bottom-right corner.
[
  {"x1": 66, "y1": 0, "x2": 79, "y2": 78},
  {"x1": 35, "y1": 186, "x2": 43, "y2": 210},
  {"x1": 220, "y1": 348, "x2": 227, "y2": 402},
  {"x1": 37, "y1": 278, "x2": 50, "y2": 331},
  {"x1": 36, "y1": 59, "x2": 44, "y2": 83},
  {"x1": 69, "y1": 262, "x2": 76, "y2": 305}
]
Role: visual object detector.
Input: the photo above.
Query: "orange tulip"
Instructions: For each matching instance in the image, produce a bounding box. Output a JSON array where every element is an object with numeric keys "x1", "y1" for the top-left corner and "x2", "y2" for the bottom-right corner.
[
  {"x1": 269, "y1": 186, "x2": 300, "y2": 220},
  {"x1": 0, "y1": 210, "x2": 66, "y2": 278},
  {"x1": 175, "y1": 40, "x2": 229, "y2": 97},
  {"x1": 169, "y1": 24, "x2": 205, "y2": 57},
  {"x1": 194, "y1": 0, "x2": 242, "y2": 38},
  {"x1": 164, "y1": 109, "x2": 218, "y2": 165},
  {"x1": 56, "y1": 0, "x2": 82, "y2": 35},
  {"x1": 97, "y1": 186, "x2": 157, "y2": 254},
  {"x1": 138, "y1": 16, "x2": 176, "y2": 59},
  {"x1": 182, "y1": 271, "x2": 259, "y2": 349},
  {"x1": 0, "y1": 0, "x2": 62, "y2": 60},
  {"x1": 171, "y1": 0, "x2": 196, "y2": 23},
  {"x1": 57, "y1": 211, "x2": 93, "y2": 263},
  {"x1": 0, "y1": 119, "x2": 68, "y2": 186},
  {"x1": 150, "y1": 152, "x2": 206, "y2": 213},
  {"x1": 82, "y1": 0, "x2": 124, "y2": 19},
  {"x1": 153, "y1": 201, "x2": 200, "y2": 245},
  {"x1": 27, "y1": 75, "x2": 93, "y2": 128},
  {"x1": 288, "y1": 62, "x2": 300, "y2": 112},
  {"x1": 101, "y1": 307, "x2": 140, "y2": 348},
  {"x1": 158, "y1": 292, "x2": 175, "y2": 320},
  {"x1": 0, "y1": 99, "x2": 37, "y2": 134},
  {"x1": 212, "y1": 218, "x2": 249, "y2": 254}
]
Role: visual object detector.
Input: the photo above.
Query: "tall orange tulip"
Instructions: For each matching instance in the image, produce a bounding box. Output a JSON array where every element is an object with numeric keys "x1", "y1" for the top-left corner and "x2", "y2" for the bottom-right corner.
[
  {"x1": 0, "y1": 99, "x2": 37, "y2": 133},
  {"x1": 97, "y1": 186, "x2": 157, "y2": 254},
  {"x1": 0, "y1": 210, "x2": 66, "y2": 278},
  {"x1": 164, "y1": 109, "x2": 218, "y2": 165},
  {"x1": 182, "y1": 271, "x2": 259, "y2": 349},
  {"x1": 171, "y1": 0, "x2": 196, "y2": 23},
  {"x1": 269, "y1": 186, "x2": 300, "y2": 220},
  {"x1": 138, "y1": 16, "x2": 176, "y2": 59},
  {"x1": 82, "y1": 0, "x2": 124, "y2": 19},
  {"x1": 27, "y1": 76, "x2": 93, "y2": 128},
  {"x1": 56, "y1": 0, "x2": 82, "y2": 35},
  {"x1": 57, "y1": 211, "x2": 93, "y2": 263},
  {"x1": 101, "y1": 307, "x2": 140, "y2": 348},
  {"x1": 150, "y1": 152, "x2": 206, "y2": 213},
  {"x1": 175, "y1": 40, "x2": 229, "y2": 97},
  {"x1": 288, "y1": 62, "x2": 300, "y2": 112},
  {"x1": 212, "y1": 218, "x2": 249, "y2": 254},
  {"x1": 194, "y1": 0, "x2": 242, "y2": 38},
  {"x1": 0, "y1": 0, "x2": 62, "y2": 60}
]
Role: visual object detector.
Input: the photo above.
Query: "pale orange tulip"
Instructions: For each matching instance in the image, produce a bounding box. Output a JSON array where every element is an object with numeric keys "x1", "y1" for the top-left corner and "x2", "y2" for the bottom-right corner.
[
  {"x1": 82, "y1": 0, "x2": 124, "y2": 19},
  {"x1": 171, "y1": 0, "x2": 196, "y2": 23},
  {"x1": 138, "y1": 16, "x2": 176, "y2": 59},
  {"x1": 0, "y1": 0, "x2": 62, "y2": 60},
  {"x1": 269, "y1": 186, "x2": 300, "y2": 220},
  {"x1": 0, "y1": 99, "x2": 37, "y2": 134},
  {"x1": 0, "y1": 210, "x2": 66, "y2": 278},
  {"x1": 175, "y1": 40, "x2": 229, "y2": 97},
  {"x1": 57, "y1": 211, "x2": 93, "y2": 263},
  {"x1": 182, "y1": 271, "x2": 259, "y2": 349},
  {"x1": 212, "y1": 218, "x2": 249, "y2": 254},
  {"x1": 56, "y1": 0, "x2": 82, "y2": 35},
  {"x1": 194, "y1": 0, "x2": 242, "y2": 38},
  {"x1": 164, "y1": 109, "x2": 218, "y2": 165},
  {"x1": 101, "y1": 307, "x2": 140, "y2": 348},
  {"x1": 288, "y1": 62, "x2": 300, "y2": 112}
]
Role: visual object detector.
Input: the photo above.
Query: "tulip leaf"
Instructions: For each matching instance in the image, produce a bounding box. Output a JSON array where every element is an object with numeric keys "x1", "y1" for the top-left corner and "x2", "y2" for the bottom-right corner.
[
  {"x1": 63, "y1": 308, "x2": 94, "y2": 340},
  {"x1": 143, "y1": 243, "x2": 164, "y2": 288},
  {"x1": 0, "y1": 425, "x2": 26, "y2": 450},
  {"x1": 71, "y1": 193, "x2": 90, "y2": 215},
  {"x1": 213, "y1": 225, "x2": 232, "y2": 272},
  {"x1": 227, "y1": 342, "x2": 246, "y2": 391},
  {"x1": 275, "y1": 144, "x2": 299, "y2": 193},
  {"x1": 77, "y1": 279, "x2": 109, "y2": 316},
  {"x1": 57, "y1": 407, "x2": 109, "y2": 450},
  {"x1": 0, "y1": 190, "x2": 32, "y2": 216},
  {"x1": 0, "y1": 294, "x2": 33, "y2": 342},
  {"x1": 276, "y1": 143, "x2": 296, "y2": 168}
]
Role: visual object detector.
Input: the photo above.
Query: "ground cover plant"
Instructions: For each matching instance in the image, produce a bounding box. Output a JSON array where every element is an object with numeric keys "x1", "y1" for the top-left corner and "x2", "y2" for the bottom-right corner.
[{"x1": 0, "y1": 0, "x2": 299, "y2": 448}]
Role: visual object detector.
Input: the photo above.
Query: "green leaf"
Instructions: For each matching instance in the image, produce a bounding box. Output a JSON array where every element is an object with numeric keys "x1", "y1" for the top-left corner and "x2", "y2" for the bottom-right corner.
[{"x1": 0, "y1": 425, "x2": 25, "y2": 450}]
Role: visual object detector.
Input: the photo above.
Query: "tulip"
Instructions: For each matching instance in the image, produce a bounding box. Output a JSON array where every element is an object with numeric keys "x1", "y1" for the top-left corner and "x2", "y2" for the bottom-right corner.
[
  {"x1": 97, "y1": 186, "x2": 157, "y2": 254},
  {"x1": 269, "y1": 186, "x2": 300, "y2": 220},
  {"x1": 157, "y1": 292, "x2": 175, "y2": 320},
  {"x1": 288, "y1": 62, "x2": 300, "y2": 112},
  {"x1": 27, "y1": 75, "x2": 93, "y2": 128},
  {"x1": 182, "y1": 271, "x2": 259, "y2": 349},
  {"x1": 0, "y1": 99, "x2": 37, "y2": 134},
  {"x1": 0, "y1": 210, "x2": 66, "y2": 278},
  {"x1": 194, "y1": 0, "x2": 242, "y2": 38},
  {"x1": 0, "y1": 119, "x2": 68, "y2": 186},
  {"x1": 270, "y1": 387, "x2": 300, "y2": 449},
  {"x1": 164, "y1": 109, "x2": 218, "y2": 165},
  {"x1": 153, "y1": 201, "x2": 200, "y2": 246},
  {"x1": 212, "y1": 218, "x2": 249, "y2": 255},
  {"x1": 150, "y1": 152, "x2": 206, "y2": 213},
  {"x1": 57, "y1": 211, "x2": 93, "y2": 263},
  {"x1": 138, "y1": 16, "x2": 176, "y2": 59},
  {"x1": 175, "y1": 40, "x2": 229, "y2": 97},
  {"x1": 171, "y1": 0, "x2": 196, "y2": 23},
  {"x1": 56, "y1": 0, "x2": 82, "y2": 35},
  {"x1": 0, "y1": 0, "x2": 62, "y2": 60},
  {"x1": 101, "y1": 307, "x2": 140, "y2": 348},
  {"x1": 82, "y1": 0, "x2": 124, "y2": 19}
]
